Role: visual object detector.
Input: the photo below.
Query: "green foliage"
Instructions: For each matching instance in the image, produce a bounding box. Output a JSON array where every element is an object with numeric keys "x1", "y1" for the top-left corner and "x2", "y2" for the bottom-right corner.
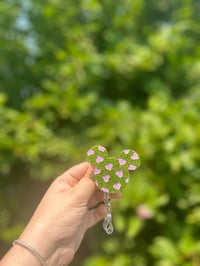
[{"x1": 0, "y1": 0, "x2": 200, "y2": 265}]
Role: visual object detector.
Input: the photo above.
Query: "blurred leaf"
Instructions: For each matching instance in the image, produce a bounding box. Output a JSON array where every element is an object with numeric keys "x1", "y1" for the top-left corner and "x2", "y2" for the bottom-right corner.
[
  {"x1": 0, "y1": 0, "x2": 200, "y2": 265},
  {"x1": 126, "y1": 217, "x2": 143, "y2": 238}
]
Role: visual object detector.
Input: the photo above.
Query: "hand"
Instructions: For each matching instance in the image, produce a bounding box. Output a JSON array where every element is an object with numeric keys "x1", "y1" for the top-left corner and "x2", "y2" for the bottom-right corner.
[{"x1": 8, "y1": 162, "x2": 120, "y2": 266}]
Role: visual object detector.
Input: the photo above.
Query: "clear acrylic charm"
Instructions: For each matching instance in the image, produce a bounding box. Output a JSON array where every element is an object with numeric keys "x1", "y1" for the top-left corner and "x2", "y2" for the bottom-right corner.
[{"x1": 103, "y1": 193, "x2": 113, "y2": 234}]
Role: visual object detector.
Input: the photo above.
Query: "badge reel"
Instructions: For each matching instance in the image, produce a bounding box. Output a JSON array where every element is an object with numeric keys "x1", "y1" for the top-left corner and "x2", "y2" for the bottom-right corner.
[{"x1": 86, "y1": 145, "x2": 141, "y2": 234}]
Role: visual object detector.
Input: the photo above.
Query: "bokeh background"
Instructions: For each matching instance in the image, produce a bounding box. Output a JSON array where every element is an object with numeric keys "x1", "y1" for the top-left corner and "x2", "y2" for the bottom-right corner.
[{"x1": 0, "y1": 0, "x2": 200, "y2": 265}]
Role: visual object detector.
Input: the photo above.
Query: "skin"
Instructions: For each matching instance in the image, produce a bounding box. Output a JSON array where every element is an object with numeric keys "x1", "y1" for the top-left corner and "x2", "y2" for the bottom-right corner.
[{"x1": 0, "y1": 162, "x2": 120, "y2": 266}]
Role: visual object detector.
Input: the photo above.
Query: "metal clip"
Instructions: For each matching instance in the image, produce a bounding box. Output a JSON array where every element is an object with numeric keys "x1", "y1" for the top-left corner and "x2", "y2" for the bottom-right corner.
[{"x1": 103, "y1": 193, "x2": 114, "y2": 234}]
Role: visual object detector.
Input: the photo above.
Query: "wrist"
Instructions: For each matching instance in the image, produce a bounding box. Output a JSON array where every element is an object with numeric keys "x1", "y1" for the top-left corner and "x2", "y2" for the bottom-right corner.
[
  {"x1": 13, "y1": 240, "x2": 46, "y2": 265},
  {"x1": 19, "y1": 221, "x2": 56, "y2": 265},
  {"x1": 19, "y1": 220, "x2": 73, "y2": 266},
  {"x1": 0, "y1": 223, "x2": 74, "y2": 266}
]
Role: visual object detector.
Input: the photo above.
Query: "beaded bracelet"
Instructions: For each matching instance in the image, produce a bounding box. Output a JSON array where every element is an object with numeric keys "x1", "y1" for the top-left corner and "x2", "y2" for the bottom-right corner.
[{"x1": 13, "y1": 239, "x2": 47, "y2": 266}]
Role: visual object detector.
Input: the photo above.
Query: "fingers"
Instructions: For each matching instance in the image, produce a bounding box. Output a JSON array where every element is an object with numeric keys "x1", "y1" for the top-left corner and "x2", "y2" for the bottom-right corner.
[
  {"x1": 86, "y1": 204, "x2": 106, "y2": 229},
  {"x1": 72, "y1": 174, "x2": 96, "y2": 205},
  {"x1": 110, "y1": 192, "x2": 122, "y2": 199},
  {"x1": 57, "y1": 162, "x2": 93, "y2": 187},
  {"x1": 70, "y1": 164, "x2": 122, "y2": 207},
  {"x1": 88, "y1": 191, "x2": 121, "y2": 208},
  {"x1": 88, "y1": 190, "x2": 104, "y2": 208},
  {"x1": 57, "y1": 161, "x2": 121, "y2": 206},
  {"x1": 67, "y1": 162, "x2": 90, "y2": 182},
  {"x1": 86, "y1": 193, "x2": 121, "y2": 231}
]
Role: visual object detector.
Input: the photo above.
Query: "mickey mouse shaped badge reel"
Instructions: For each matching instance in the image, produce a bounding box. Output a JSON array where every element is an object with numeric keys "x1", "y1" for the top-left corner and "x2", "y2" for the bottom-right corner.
[{"x1": 86, "y1": 145, "x2": 141, "y2": 234}]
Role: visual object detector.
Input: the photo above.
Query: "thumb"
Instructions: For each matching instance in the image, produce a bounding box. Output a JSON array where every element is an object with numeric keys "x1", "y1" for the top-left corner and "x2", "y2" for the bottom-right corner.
[{"x1": 73, "y1": 165, "x2": 96, "y2": 203}]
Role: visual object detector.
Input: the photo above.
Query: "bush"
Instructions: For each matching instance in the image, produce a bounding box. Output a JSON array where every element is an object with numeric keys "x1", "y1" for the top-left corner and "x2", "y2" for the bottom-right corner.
[{"x1": 0, "y1": 0, "x2": 200, "y2": 264}]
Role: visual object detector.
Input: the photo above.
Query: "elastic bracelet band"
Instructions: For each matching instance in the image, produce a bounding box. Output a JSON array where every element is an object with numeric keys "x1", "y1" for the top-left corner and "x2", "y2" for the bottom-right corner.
[{"x1": 13, "y1": 239, "x2": 47, "y2": 266}]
